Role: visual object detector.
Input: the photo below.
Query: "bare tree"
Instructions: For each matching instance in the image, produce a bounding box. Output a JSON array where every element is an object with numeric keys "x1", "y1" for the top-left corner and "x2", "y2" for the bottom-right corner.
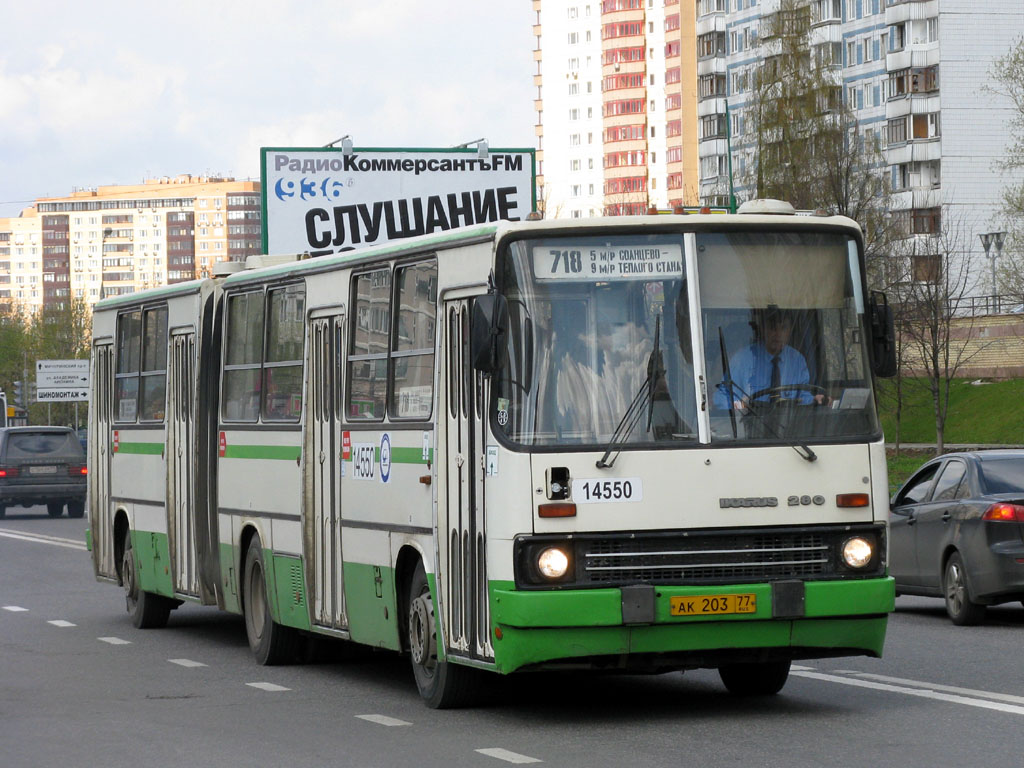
[{"x1": 895, "y1": 206, "x2": 986, "y2": 454}]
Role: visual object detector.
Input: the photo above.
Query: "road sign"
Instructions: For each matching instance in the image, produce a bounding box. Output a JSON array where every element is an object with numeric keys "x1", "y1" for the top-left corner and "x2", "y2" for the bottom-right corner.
[{"x1": 36, "y1": 360, "x2": 89, "y2": 402}]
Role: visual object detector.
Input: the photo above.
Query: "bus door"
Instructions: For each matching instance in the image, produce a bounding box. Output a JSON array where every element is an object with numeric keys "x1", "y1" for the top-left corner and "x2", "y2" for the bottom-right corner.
[
  {"x1": 305, "y1": 314, "x2": 347, "y2": 631},
  {"x1": 167, "y1": 329, "x2": 199, "y2": 597},
  {"x1": 89, "y1": 341, "x2": 117, "y2": 580},
  {"x1": 441, "y1": 298, "x2": 493, "y2": 661}
]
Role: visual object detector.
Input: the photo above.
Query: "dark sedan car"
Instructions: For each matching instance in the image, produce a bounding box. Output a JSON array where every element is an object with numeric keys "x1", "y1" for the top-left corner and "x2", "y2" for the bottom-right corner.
[
  {"x1": 0, "y1": 427, "x2": 87, "y2": 518},
  {"x1": 889, "y1": 450, "x2": 1024, "y2": 625}
]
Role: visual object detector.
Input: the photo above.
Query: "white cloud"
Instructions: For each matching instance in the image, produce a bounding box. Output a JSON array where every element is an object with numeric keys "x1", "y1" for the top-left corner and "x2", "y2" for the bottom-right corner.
[{"x1": 0, "y1": 1, "x2": 535, "y2": 216}]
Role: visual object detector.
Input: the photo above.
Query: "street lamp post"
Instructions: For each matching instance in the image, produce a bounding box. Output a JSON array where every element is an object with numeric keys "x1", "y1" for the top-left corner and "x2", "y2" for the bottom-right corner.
[{"x1": 979, "y1": 231, "x2": 1007, "y2": 313}]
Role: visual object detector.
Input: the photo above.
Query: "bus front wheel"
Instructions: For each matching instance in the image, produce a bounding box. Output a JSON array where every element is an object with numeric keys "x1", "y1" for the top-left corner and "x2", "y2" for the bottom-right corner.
[
  {"x1": 718, "y1": 660, "x2": 791, "y2": 696},
  {"x1": 406, "y1": 562, "x2": 479, "y2": 708},
  {"x1": 242, "y1": 534, "x2": 299, "y2": 665},
  {"x1": 121, "y1": 530, "x2": 172, "y2": 629}
]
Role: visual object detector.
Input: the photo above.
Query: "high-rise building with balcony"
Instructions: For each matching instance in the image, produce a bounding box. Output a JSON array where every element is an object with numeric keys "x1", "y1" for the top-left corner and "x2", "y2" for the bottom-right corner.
[
  {"x1": 537, "y1": 1, "x2": 1024, "y2": 290},
  {"x1": 0, "y1": 175, "x2": 261, "y2": 314},
  {"x1": 533, "y1": 0, "x2": 699, "y2": 218}
]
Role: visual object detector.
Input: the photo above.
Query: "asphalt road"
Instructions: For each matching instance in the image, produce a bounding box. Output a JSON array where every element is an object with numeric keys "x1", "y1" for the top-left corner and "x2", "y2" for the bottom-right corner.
[{"x1": 2, "y1": 508, "x2": 1023, "y2": 768}]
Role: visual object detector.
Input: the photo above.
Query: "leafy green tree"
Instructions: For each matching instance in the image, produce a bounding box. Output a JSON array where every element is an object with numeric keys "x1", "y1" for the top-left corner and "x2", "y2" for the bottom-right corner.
[{"x1": 25, "y1": 298, "x2": 92, "y2": 427}]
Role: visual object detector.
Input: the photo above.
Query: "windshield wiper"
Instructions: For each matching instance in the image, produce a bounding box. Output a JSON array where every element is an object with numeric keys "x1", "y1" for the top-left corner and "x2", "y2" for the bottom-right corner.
[{"x1": 597, "y1": 318, "x2": 661, "y2": 469}]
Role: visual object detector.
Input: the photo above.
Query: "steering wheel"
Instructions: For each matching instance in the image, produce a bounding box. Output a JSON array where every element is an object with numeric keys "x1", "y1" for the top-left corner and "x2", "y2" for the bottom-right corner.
[{"x1": 746, "y1": 383, "x2": 827, "y2": 404}]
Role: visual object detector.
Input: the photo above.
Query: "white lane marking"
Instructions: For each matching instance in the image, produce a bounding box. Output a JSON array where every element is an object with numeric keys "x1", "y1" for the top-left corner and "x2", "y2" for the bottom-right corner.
[
  {"x1": 3, "y1": 605, "x2": 29, "y2": 612},
  {"x1": 0, "y1": 528, "x2": 87, "y2": 550},
  {"x1": 247, "y1": 682, "x2": 291, "y2": 692},
  {"x1": 356, "y1": 714, "x2": 412, "y2": 727},
  {"x1": 47, "y1": 620, "x2": 76, "y2": 627},
  {"x1": 168, "y1": 659, "x2": 207, "y2": 668},
  {"x1": 98, "y1": 636, "x2": 131, "y2": 645},
  {"x1": 852, "y1": 672, "x2": 1024, "y2": 707},
  {"x1": 475, "y1": 748, "x2": 543, "y2": 764},
  {"x1": 791, "y1": 670, "x2": 1024, "y2": 717}
]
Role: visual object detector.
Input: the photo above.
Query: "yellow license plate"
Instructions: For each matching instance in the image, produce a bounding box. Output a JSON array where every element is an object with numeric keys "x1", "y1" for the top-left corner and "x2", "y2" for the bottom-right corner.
[{"x1": 669, "y1": 593, "x2": 757, "y2": 616}]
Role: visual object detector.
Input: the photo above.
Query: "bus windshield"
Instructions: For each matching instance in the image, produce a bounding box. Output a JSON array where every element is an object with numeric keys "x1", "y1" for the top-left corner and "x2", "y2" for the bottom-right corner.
[{"x1": 495, "y1": 229, "x2": 879, "y2": 449}]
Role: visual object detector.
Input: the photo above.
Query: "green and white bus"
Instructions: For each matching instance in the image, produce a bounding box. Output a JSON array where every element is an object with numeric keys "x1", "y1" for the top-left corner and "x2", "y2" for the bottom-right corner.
[{"x1": 87, "y1": 201, "x2": 898, "y2": 707}]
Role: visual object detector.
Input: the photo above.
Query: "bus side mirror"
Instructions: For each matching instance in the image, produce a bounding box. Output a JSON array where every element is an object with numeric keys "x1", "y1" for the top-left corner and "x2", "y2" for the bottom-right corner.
[
  {"x1": 471, "y1": 294, "x2": 509, "y2": 374},
  {"x1": 869, "y1": 291, "x2": 897, "y2": 378}
]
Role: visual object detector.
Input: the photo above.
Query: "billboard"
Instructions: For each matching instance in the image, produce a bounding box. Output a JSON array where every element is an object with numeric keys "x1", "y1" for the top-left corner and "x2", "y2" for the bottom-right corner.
[{"x1": 261, "y1": 146, "x2": 536, "y2": 257}]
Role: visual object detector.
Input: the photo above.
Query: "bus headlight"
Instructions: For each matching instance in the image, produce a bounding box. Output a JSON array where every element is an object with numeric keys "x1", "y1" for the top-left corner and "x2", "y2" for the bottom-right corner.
[
  {"x1": 537, "y1": 547, "x2": 570, "y2": 579},
  {"x1": 841, "y1": 536, "x2": 874, "y2": 569}
]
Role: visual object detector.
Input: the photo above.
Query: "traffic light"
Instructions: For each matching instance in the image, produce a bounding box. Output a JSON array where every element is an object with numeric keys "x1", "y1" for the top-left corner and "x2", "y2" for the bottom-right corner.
[
  {"x1": 29, "y1": 381, "x2": 36, "y2": 404},
  {"x1": 12, "y1": 380, "x2": 22, "y2": 407}
]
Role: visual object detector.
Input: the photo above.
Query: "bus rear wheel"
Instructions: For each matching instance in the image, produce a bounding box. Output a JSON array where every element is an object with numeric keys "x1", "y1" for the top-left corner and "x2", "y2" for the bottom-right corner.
[
  {"x1": 406, "y1": 562, "x2": 479, "y2": 708},
  {"x1": 243, "y1": 534, "x2": 299, "y2": 665},
  {"x1": 121, "y1": 530, "x2": 172, "y2": 629},
  {"x1": 718, "y1": 660, "x2": 791, "y2": 696}
]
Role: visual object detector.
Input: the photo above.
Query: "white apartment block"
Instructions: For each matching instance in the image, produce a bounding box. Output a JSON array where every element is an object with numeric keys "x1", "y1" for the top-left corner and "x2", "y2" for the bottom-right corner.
[{"x1": 537, "y1": 0, "x2": 1024, "y2": 295}]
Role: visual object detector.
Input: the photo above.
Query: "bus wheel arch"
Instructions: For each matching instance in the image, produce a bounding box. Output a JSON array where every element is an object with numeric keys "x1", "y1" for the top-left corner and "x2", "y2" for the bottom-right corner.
[
  {"x1": 240, "y1": 526, "x2": 299, "y2": 665},
  {"x1": 404, "y1": 557, "x2": 480, "y2": 708}
]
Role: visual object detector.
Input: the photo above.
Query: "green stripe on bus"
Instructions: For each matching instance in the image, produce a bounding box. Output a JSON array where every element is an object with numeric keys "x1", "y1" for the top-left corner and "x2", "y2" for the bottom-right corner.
[
  {"x1": 348, "y1": 447, "x2": 433, "y2": 464},
  {"x1": 223, "y1": 445, "x2": 302, "y2": 461},
  {"x1": 116, "y1": 442, "x2": 164, "y2": 455}
]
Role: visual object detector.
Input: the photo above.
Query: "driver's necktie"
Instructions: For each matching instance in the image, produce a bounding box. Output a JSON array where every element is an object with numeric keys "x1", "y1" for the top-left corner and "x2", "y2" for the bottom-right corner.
[{"x1": 770, "y1": 354, "x2": 781, "y2": 399}]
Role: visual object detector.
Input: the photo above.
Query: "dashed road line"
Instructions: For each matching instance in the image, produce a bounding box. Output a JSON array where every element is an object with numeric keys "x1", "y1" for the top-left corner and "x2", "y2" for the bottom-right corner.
[
  {"x1": 475, "y1": 748, "x2": 543, "y2": 764},
  {"x1": 247, "y1": 682, "x2": 291, "y2": 692},
  {"x1": 168, "y1": 658, "x2": 208, "y2": 668},
  {"x1": 356, "y1": 714, "x2": 412, "y2": 727},
  {"x1": 98, "y1": 636, "x2": 131, "y2": 645},
  {"x1": 0, "y1": 528, "x2": 87, "y2": 550},
  {"x1": 791, "y1": 669, "x2": 1024, "y2": 717},
  {"x1": 47, "y1": 619, "x2": 76, "y2": 627},
  {"x1": 3, "y1": 605, "x2": 29, "y2": 612}
]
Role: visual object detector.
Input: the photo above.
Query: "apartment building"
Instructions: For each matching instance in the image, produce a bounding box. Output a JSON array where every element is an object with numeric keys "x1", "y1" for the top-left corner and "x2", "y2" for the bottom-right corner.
[
  {"x1": 533, "y1": 0, "x2": 700, "y2": 218},
  {"x1": 537, "y1": 1, "x2": 1024, "y2": 291},
  {"x1": 0, "y1": 175, "x2": 261, "y2": 314}
]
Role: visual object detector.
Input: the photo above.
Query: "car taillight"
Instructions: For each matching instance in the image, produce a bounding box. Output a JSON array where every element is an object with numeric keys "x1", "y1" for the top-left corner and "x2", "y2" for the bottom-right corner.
[
  {"x1": 0, "y1": 467, "x2": 18, "y2": 478},
  {"x1": 982, "y1": 502, "x2": 1024, "y2": 522},
  {"x1": 68, "y1": 466, "x2": 88, "y2": 477}
]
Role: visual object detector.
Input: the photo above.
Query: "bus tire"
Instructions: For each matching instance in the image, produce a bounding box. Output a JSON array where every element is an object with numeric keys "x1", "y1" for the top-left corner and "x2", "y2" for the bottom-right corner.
[
  {"x1": 121, "y1": 530, "x2": 172, "y2": 629},
  {"x1": 242, "y1": 534, "x2": 299, "y2": 665},
  {"x1": 407, "y1": 562, "x2": 480, "y2": 708},
  {"x1": 718, "y1": 660, "x2": 790, "y2": 696}
]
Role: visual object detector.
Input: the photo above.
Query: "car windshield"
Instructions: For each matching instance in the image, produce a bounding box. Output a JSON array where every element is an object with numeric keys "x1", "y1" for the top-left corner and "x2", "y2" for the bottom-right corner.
[
  {"x1": 7, "y1": 431, "x2": 82, "y2": 458},
  {"x1": 493, "y1": 229, "x2": 880, "y2": 450},
  {"x1": 978, "y1": 457, "x2": 1024, "y2": 494}
]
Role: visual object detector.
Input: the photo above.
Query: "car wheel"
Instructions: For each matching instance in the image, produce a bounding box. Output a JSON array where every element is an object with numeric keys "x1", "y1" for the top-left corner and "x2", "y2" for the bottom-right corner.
[
  {"x1": 47, "y1": 502, "x2": 64, "y2": 518},
  {"x1": 242, "y1": 534, "x2": 299, "y2": 665},
  {"x1": 406, "y1": 562, "x2": 480, "y2": 708},
  {"x1": 0, "y1": 505, "x2": 6, "y2": 519},
  {"x1": 67, "y1": 501, "x2": 85, "y2": 519},
  {"x1": 719, "y1": 661, "x2": 791, "y2": 696},
  {"x1": 121, "y1": 530, "x2": 172, "y2": 629},
  {"x1": 943, "y1": 552, "x2": 986, "y2": 626}
]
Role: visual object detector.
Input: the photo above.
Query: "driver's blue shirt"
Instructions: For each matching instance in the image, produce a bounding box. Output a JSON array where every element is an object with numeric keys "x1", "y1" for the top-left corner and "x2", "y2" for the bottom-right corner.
[{"x1": 714, "y1": 343, "x2": 812, "y2": 409}]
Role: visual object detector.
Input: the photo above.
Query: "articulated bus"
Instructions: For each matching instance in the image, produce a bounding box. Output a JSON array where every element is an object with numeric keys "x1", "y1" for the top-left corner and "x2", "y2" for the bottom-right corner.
[{"x1": 88, "y1": 201, "x2": 898, "y2": 707}]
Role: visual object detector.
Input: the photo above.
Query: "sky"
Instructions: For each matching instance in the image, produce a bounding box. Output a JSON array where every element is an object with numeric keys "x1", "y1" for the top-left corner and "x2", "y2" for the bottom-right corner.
[{"x1": 0, "y1": 0, "x2": 537, "y2": 218}]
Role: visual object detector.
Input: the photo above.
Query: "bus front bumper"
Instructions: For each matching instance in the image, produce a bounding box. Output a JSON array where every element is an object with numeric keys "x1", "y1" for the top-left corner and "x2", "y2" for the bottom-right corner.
[{"x1": 488, "y1": 577, "x2": 894, "y2": 674}]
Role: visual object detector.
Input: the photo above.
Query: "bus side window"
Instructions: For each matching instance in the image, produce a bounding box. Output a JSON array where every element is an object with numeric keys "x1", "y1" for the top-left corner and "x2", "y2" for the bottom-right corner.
[
  {"x1": 139, "y1": 306, "x2": 168, "y2": 422},
  {"x1": 347, "y1": 269, "x2": 391, "y2": 421},
  {"x1": 115, "y1": 309, "x2": 142, "y2": 422},
  {"x1": 390, "y1": 261, "x2": 437, "y2": 421},
  {"x1": 263, "y1": 284, "x2": 305, "y2": 422},
  {"x1": 223, "y1": 291, "x2": 263, "y2": 422}
]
